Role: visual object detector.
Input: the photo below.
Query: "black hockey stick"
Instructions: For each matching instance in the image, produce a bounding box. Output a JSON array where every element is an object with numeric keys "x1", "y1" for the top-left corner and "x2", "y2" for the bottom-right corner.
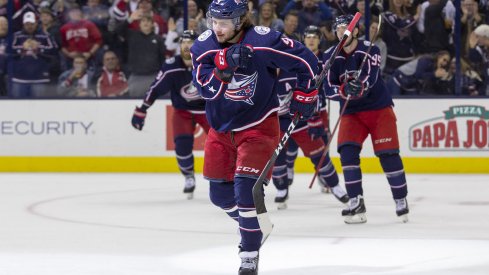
[
  {"x1": 252, "y1": 12, "x2": 362, "y2": 245},
  {"x1": 309, "y1": 14, "x2": 382, "y2": 188}
]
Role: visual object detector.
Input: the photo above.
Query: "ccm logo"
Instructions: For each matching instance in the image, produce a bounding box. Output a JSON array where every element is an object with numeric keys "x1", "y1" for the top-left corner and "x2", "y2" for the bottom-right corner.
[
  {"x1": 374, "y1": 137, "x2": 392, "y2": 144},
  {"x1": 294, "y1": 94, "x2": 317, "y2": 102},
  {"x1": 218, "y1": 51, "x2": 225, "y2": 65},
  {"x1": 236, "y1": 166, "x2": 260, "y2": 174}
]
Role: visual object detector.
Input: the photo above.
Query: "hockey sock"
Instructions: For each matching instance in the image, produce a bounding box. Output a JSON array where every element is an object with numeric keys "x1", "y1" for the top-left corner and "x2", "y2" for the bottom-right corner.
[
  {"x1": 235, "y1": 176, "x2": 263, "y2": 252},
  {"x1": 311, "y1": 152, "x2": 339, "y2": 187},
  {"x1": 340, "y1": 145, "x2": 363, "y2": 198},
  {"x1": 286, "y1": 139, "x2": 298, "y2": 174},
  {"x1": 379, "y1": 153, "x2": 408, "y2": 199},
  {"x1": 209, "y1": 181, "x2": 239, "y2": 221},
  {"x1": 272, "y1": 147, "x2": 288, "y2": 190},
  {"x1": 175, "y1": 135, "x2": 194, "y2": 177}
]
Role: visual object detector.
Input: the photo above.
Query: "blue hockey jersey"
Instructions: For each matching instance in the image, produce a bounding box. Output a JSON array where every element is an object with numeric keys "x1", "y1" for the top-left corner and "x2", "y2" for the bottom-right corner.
[
  {"x1": 143, "y1": 55, "x2": 205, "y2": 112},
  {"x1": 322, "y1": 40, "x2": 393, "y2": 115},
  {"x1": 191, "y1": 26, "x2": 318, "y2": 132}
]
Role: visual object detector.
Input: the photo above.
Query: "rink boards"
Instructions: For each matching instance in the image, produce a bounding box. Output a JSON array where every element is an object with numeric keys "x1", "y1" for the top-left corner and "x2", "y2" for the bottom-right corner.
[{"x1": 0, "y1": 98, "x2": 488, "y2": 173}]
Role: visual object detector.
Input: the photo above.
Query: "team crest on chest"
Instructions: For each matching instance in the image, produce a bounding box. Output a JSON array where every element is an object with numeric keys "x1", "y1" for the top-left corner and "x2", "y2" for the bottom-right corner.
[
  {"x1": 255, "y1": 26, "x2": 270, "y2": 35},
  {"x1": 225, "y1": 72, "x2": 258, "y2": 105},
  {"x1": 198, "y1": 30, "x2": 212, "y2": 41}
]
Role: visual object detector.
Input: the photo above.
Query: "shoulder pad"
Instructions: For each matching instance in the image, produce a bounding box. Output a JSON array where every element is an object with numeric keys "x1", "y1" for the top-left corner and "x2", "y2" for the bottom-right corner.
[
  {"x1": 165, "y1": 57, "x2": 175, "y2": 64},
  {"x1": 198, "y1": 30, "x2": 212, "y2": 42},
  {"x1": 253, "y1": 26, "x2": 271, "y2": 35}
]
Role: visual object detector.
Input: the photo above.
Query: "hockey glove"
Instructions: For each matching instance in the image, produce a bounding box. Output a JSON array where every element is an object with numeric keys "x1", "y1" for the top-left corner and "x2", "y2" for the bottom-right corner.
[
  {"x1": 307, "y1": 116, "x2": 326, "y2": 140},
  {"x1": 340, "y1": 79, "x2": 365, "y2": 99},
  {"x1": 213, "y1": 44, "x2": 254, "y2": 83},
  {"x1": 289, "y1": 87, "x2": 318, "y2": 120},
  {"x1": 131, "y1": 106, "x2": 148, "y2": 130}
]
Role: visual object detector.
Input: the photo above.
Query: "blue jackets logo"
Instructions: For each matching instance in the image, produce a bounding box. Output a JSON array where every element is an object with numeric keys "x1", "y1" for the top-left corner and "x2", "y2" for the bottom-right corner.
[{"x1": 224, "y1": 72, "x2": 258, "y2": 105}]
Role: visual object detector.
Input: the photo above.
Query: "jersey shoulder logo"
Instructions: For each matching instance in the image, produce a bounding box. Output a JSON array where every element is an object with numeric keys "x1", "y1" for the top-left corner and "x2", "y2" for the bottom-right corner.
[
  {"x1": 363, "y1": 40, "x2": 372, "y2": 47},
  {"x1": 198, "y1": 30, "x2": 212, "y2": 41},
  {"x1": 225, "y1": 72, "x2": 258, "y2": 105},
  {"x1": 180, "y1": 81, "x2": 202, "y2": 102},
  {"x1": 254, "y1": 26, "x2": 270, "y2": 35},
  {"x1": 165, "y1": 57, "x2": 175, "y2": 64}
]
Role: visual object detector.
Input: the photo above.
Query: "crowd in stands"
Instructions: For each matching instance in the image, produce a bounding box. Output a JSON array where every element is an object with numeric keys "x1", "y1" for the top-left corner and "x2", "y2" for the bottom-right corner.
[{"x1": 0, "y1": 0, "x2": 488, "y2": 98}]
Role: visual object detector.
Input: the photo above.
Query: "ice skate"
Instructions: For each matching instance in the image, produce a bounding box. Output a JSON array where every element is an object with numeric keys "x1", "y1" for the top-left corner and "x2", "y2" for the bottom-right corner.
[
  {"x1": 342, "y1": 195, "x2": 367, "y2": 224},
  {"x1": 317, "y1": 177, "x2": 331, "y2": 193},
  {"x1": 239, "y1": 251, "x2": 259, "y2": 275},
  {"x1": 395, "y1": 198, "x2": 409, "y2": 223},
  {"x1": 183, "y1": 175, "x2": 196, "y2": 199},
  {"x1": 331, "y1": 184, "x2": 349, "y2": 204},
  {"x1": 287, "y1": 167, "x2": 294, "y2": 186},
  {"x1": 274, "y1": 189, "x2": 288, "y2": 210}
]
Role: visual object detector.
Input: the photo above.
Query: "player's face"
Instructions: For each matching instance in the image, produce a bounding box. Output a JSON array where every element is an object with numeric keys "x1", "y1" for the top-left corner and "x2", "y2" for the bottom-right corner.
[
  {"x1": 180, "y1": 39, "x2": 194, "y2": 60},
  {"x1": 211, "y1": 18, "x2": 237, "y2": 43},
  {"x1": 304, "y1": 34, "x2": 320, "y2": 52}
]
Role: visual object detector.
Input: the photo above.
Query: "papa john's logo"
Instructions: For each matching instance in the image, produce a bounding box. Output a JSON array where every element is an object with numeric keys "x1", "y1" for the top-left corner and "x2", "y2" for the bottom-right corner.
[
  {"x1": 224, "y1": 72, "x2": 258, "y2": 105},
  {"x1": 409, "y1": 105, "x2": 489, "y2": 151}
]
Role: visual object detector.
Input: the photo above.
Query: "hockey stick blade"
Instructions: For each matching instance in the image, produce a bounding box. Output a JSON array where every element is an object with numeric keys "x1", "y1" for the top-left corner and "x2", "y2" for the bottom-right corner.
[{"x1": 252, "y1": 114, "x2": 300, "y2": 244}]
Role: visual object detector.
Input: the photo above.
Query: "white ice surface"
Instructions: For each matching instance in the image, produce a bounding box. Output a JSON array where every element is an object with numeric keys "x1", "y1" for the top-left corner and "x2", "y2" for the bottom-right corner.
[{"x1": 1, "y1": 173, "x2": 488, "y2": 275}]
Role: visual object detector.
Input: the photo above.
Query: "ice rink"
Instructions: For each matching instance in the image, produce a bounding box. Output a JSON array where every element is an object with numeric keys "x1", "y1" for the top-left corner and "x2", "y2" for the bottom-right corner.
[{"x1": 1, "y1": 173, "x2": 488, "y2": 275}]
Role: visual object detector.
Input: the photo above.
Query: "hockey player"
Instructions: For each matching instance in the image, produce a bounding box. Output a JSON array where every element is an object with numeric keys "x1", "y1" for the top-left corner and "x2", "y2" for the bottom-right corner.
[
  {"x1": 131, "y1": 30, "x2": 209, "y2": 199},
  {"x1": 190, "y1": 0, "x2": 319, "y2": 273},
  {"x1": 323, "y1": 14, "x2": 409, "y2": 224},
  {"x1": 272, "y1": 25, "x2": 348, "y2": 210}
]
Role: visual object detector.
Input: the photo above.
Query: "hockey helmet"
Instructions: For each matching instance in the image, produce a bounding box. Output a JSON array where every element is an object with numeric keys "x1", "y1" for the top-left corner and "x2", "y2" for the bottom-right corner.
[
  {"x1": 207, "y1": 0, "x2": 249, "y2": 29},
  {"x1": 180, "y1": 30, "x2": 198, "y2": 42},
  {"x1": 333, "y1": 14, "x2": 358, "y2": 31},
  {"x1": 303, "y1": 25, "x2": 321, "y2": 39}
]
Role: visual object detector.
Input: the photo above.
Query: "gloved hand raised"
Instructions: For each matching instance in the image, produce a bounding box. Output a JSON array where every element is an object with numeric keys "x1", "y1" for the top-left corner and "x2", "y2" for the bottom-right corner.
[
  {"x1": 307, "y1": 115, "x2": 326, "y2": 140},
  {"x1": 340, "y1": 79, "x2": 365, "y2": 99},
  {"x1": 213, "y1": 44, "x2": 254, "y2": 82},
  {"x1": 131, "y1": 106, "x2": 148, "y2": 130},
  {"x1": 289, "y1": 87, "x2": 318, "y2": 120}
]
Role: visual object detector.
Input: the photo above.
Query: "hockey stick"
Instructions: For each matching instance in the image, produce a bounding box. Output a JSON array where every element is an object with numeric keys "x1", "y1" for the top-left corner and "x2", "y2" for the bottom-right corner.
[
  {"x1": 309, "y1": 15, "x2": 382, "y2": 189},
  {"x1": 252, "y1": 12, "x2": 362, "y2": 245}
]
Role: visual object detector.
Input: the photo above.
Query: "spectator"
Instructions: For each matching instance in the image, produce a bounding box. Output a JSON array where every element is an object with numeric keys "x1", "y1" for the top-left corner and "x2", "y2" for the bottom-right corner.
[
  {"x1": 318, "y1": 20, "x2": 336, "y2": 52},
  {"x1": 110, "y1": 0, "x2": 168, "y2": 36},
  {"x1": 95, "y1": 50, "x2": 129, "y2": 97},
  {"x1": 280, "y1": 0, "x2": 333, "y2": 33},
  {"x1": 423, "y1": 0, "x2": 453, "y2": 53},
  {"x1": 174, "y1": 0, "x2": 206, "y2": 35},
  {"x1": 445, "y1": 57, "x2": 484, "y2": 95},
  {"x1": 82, "y1": 0, "x2": 110, "y2": 43},
  {"x1": 58, "y1": 55, "x2": 96, "y2": 97},
  {"x1": 381, "y1": 0, "x2": 418, "y2": 76},
  {"x1": 360, "y1": 16, "x2": 387, "y2": 71},
  {"x1": 282, "y1": 10, "x2": 301, "y2": 41},
  {"x1": 0, "y1": 0, "x2": 6, "y2": 17},
  {"x1": 0, "y1": 16, "x2": 6, "y2": 96},
  {"x1": 10, "y1": 11, "x2": 58, "y2": 98},
  {"x1": 60, "y1": 5, "x2": 103, "y2": 70},
  {"x1": 39, "y1": 7, "x2": 62, "y2": 84},
  {"x1": 386, "y1": 50, "x2": 450, "y2": 95},
  {"x1": 419, "y1": 50, "x2": 451, "y2": 94},
  {"x1": 256, "y1": 1, "x2": 284, "y2": 32},
  {"x1": 116, "y1": 15, "x2": 165, "y2": 97},
  {"x1": 461, "y1": 0, "x2": 485, "y2": 55},
  {"x1": 468, "y1": 24, "x2": 489, "y2": 95},
  {"x1": 416, "y1": 0, "x2": 455, "y2": 52}
]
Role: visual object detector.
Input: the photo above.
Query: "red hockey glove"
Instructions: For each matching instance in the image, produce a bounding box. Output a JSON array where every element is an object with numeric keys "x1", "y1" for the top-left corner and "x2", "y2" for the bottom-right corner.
[
  {"x1": 289, "y1": 87, "x2": 318, "y2": 120},
  {"x1": 340, "y1": 79, "x2": 365, "y2": 100},
  {"x1": 131, "y1": 106, "x2": 148, "y2": 130},
  {"x1": 307, "y1": 115, "x2": 326, "y2": 140},
  {"x1": 213, "y1": 44, "x2": 254, "y2": 83}
]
